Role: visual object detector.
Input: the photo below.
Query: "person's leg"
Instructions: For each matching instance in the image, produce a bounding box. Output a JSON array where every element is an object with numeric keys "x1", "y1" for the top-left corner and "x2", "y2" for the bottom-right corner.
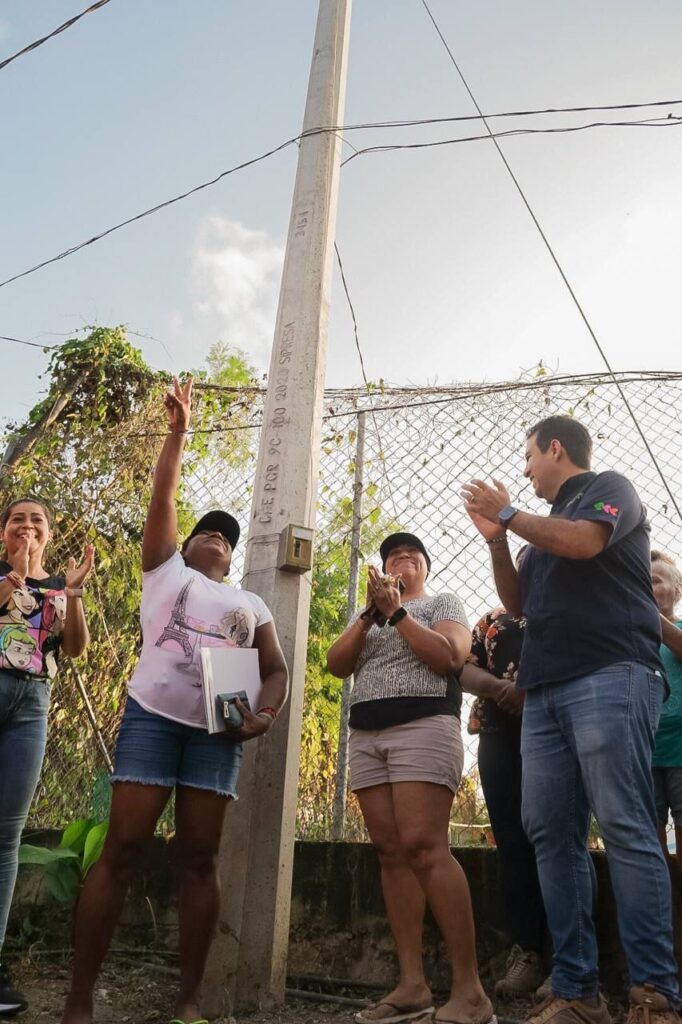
[
  {"x1": 662, "y1": 766, "x2": 682, "y2": 876},
  {"x1": 563, "y1": 664, "x2": 678, "y2": 1005},
  {"x1": 652, "y1": 768, "x2": 675, "y2": 867},
  {"x1": 0, "y1": 676, "x2": 50, "y2": 956},
  {"x1": 63, "y1": 698, "x2": 181, "y2": 1024},
  {"x1": 392, "y1": 781, "x2": 492, "y2": 1024},
  {"x1": 521, "y1": 686, "x2": 598, "y2": 1002},
  {"x1": 173, "y1": 785, "x2": 229, "y2": 1022},
  {"x1": 356, "y1": 784, "x2": 432, "y2": 1013},
  {"x1": 62, "y1": 782, "x2": 171, "y2": 1023},
  {"x1": 478, "y1": 726, "x2": 546, "y2": 954}
]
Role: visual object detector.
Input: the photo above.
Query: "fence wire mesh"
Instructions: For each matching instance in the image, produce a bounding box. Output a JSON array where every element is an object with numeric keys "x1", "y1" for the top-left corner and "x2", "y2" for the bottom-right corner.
[{"x1": 13, "y1": 369, "x2": 682, "y2": 840}]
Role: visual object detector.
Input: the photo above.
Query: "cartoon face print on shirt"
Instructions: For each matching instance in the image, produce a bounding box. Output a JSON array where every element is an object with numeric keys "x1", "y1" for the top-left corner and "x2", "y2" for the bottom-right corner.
[
  {"x1": 7, "y1": 588, "x2": 39, "y2": 621},
  {"x1": 0, "y1": 573, "x2": 66, "y2": 677},
  {"x1": 221, "y1": 608, "x2": 252, "y2": 647},
  {"x1": 0, "y1": 625, "x2": 38, "y2": 670}
]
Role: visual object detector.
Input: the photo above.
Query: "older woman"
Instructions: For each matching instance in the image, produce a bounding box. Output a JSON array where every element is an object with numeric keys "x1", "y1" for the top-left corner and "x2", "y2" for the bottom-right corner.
[
  {"x1": 62, "y1": 378, "x2": 288, "y2": 1024},
  {"x1": 327, "y1": 533, "x2": 493, "y2": 1024},
  {"x1": 0, "y1": 497, "x2": 93, "y2": 1017},
  {"x1": 651, "y1": 549, "x2": 682, "y2": 869}
]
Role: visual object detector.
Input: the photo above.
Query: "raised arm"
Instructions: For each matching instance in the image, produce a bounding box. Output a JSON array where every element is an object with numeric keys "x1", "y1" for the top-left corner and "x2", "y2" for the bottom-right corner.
[
  {"x1": 142, "y1": 377, "x2": 192, "y2": 573},
  {"x1": 463, "y1": 479, "x2": 610, "y2": 561},
  {"x1": 464, "y1": 506, "x2": 523, "y2": 617},
  {"x1": 61, "y1": 544, "x2": 95, "y2": 657},
  {"x1": 326, "y1": 603, "x2": 373, "y2": 678}
]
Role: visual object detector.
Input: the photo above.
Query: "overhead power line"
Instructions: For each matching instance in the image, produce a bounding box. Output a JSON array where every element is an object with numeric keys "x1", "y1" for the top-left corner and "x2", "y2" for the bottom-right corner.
[
  {"x1": 334, "y1": 243, "x2": 398, "y2": 516},
  {"x1": 0, "y1": 334, "x2": 56, "y2": 351},
  {"x1": 2, "y1": 110, "x2": 680, "y2": 293},
  {"x1": 335, "y1": 97, "x2": 682, "y2": 132},
  {"x1": 0, "y1": 0, "x2": 113, "y2": 73},
  {"x1": 340, "y1": 116, "x2": 681, "y2": 166},
  {"x1": 419, "y1": 0, "x2": 682, "y2": 523}
]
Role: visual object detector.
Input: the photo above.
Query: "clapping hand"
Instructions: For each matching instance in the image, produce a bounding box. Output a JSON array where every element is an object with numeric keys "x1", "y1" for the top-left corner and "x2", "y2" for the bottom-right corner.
[
  {"x1": 367, "y1": 565, "x2": 403, "y2": 617},
  {"x1": 65, "y1": 545, "x2": 95, "y2": 590},
  {"x1": 462, "y1": 478, "x2": 511, "y2": 538}
]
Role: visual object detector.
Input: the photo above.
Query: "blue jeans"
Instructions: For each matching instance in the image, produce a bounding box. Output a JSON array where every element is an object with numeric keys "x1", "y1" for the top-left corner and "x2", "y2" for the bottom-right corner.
[
  {"x1": 521, "y1": 662, "x2": 679, "y2": 1003},
  {"x1": 0, "y1": 670, "x2": 51, "y2": 953}
]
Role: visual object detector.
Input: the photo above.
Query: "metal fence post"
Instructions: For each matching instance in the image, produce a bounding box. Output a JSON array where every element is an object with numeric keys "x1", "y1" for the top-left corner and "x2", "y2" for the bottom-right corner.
[{"x1": 331, "y1": 410, "x2": 366, "y2": 840}]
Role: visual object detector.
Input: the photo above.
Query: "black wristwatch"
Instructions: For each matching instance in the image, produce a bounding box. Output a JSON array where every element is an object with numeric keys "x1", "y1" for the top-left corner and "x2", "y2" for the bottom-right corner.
[
  {"x1": 388, "y1": 606, "x2": 408, "y2": 627},
  {"x1": 498, "y1": 505, "x2": 519, "y2": 527}
]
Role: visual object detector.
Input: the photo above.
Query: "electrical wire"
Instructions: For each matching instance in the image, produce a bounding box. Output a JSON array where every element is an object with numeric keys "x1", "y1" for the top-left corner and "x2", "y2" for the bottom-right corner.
[
  {"x1": 341, "y1": 116, "x2": 682, "y2": 166},
  {"x1": 0, "y1": 0, "x2": 113, "y2": 73},
  {"x1": 334, "y1": 243, "x2": 398, "y2": 518},
  {"x1": 2, "y1": 112, "x2": 680, "y2": 293},
  {"x1": 328, "y1": 97, "x2": 682, "y2": 133},
  {"x1": 419, "y1": 0, "x2": 682, "y2": 522},
  {"x1": 0, "y1": 133, "x2": 303, "y2": 291},
  {"x1": 0, "y1": 334, "x2": 56, "y2": 350}
]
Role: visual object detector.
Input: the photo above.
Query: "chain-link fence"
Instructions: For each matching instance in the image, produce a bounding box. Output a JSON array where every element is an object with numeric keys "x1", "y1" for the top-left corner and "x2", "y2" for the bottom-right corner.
[{"x1": 19, "y1": 369, "x2": 682, "y2": 839}]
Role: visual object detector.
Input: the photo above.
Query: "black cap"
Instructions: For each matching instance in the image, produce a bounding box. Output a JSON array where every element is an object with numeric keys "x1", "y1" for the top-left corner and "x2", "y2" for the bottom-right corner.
[
  {"x1": 380, "y1": 532, "x2": 431, "y2": 574},
  {"x1": 188, "y1": 510, "x2": 240, "y2": 551}
]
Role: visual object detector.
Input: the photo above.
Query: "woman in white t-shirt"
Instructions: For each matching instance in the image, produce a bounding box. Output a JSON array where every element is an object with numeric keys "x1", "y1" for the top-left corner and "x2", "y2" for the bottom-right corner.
[{"x1": 63, "y1": 378, "x2": 289, "y2": 1024}]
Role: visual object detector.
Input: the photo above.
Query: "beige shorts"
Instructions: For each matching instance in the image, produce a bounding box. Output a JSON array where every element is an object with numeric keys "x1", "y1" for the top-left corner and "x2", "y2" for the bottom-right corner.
[{"x1": 349, "y1": 714, "x2": 464, "y2": 794}]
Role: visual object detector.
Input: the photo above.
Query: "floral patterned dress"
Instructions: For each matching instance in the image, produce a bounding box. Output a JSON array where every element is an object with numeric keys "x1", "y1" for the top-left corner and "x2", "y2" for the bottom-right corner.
[{"x1": 467, "y1": 608, "x2": 526, "y2": 734}]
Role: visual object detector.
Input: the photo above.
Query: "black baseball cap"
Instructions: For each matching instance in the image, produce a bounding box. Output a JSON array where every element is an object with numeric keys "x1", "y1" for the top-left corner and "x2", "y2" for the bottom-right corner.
[
  {"x1": 380, "y1": 532, "x2": 431, "y2": 574},
  {"x1": 188, "y1": 510, "x2": 240, "y2": 551}
]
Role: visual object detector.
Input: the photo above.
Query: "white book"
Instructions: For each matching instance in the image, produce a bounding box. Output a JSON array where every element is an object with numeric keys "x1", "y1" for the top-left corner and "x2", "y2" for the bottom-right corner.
[{"x1": 200, "y1": 647, "x2": 263, "y2": 734}]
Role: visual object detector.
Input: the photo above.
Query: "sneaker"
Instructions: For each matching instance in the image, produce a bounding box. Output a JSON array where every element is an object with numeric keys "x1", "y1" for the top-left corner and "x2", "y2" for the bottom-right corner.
[
  {"x1": 0, "y1": 964, "x2": 28, "y2": 1018},
  {"x1": 535, "y1": 978, "x2": 553, "y2": 1002},
  {"x1": 495, "y1": 945, "x2": 546, "y2": 997},
  {"x1": 525, "y1": 994, "x2": 611, "y2": 1024},
  {"x1": 627, "y1": 984, "x2": 681, "y2": 1024}
]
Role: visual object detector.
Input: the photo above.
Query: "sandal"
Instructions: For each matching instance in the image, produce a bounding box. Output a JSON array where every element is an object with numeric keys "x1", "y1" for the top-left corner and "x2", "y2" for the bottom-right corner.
[{"x1": 355, "y1": 1001, "x2": 435, "y2": 1024}]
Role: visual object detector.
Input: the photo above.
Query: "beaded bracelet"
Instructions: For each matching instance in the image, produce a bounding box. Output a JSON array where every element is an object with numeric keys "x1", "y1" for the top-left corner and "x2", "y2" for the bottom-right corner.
[{"x1": 256, "y1": 706, "x2": 278, "y2": 721}]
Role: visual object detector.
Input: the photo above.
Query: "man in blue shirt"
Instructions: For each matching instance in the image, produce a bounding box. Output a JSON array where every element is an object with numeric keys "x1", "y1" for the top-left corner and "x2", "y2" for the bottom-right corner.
[{"x1": 462, "y1": 415, "x2": 679, "y2": 1024}]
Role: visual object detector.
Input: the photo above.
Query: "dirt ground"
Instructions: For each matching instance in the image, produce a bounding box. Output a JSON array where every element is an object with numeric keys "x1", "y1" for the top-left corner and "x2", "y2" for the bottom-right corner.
[
  {"x1": 11, "y1": 958, "x2": 629, "y2": 1024},
  {"x1": 12, "y1": 958, "x2": 359, "y2": 1024}
]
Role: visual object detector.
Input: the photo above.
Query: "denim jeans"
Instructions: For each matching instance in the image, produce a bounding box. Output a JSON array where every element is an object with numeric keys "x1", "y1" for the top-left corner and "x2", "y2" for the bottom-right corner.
[
  {"x1": 0, "y1": 670, "x2": 51, "y2": 953},
  {"x1": 521, "y1": 662, "x2": 678, "y2": 1004}
]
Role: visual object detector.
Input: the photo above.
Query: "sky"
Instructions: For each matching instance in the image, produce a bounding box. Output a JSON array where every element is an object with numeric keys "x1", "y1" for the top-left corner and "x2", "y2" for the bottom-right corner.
[{"x1": 1, "y1": 0, "x2": 682, "y2": 426}]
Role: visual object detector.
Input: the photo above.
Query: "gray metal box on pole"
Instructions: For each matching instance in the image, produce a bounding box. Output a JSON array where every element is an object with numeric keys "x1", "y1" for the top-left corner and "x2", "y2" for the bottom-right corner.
[{"x1": 202, "y1": 0, "x2": 352, "y2": 1015}]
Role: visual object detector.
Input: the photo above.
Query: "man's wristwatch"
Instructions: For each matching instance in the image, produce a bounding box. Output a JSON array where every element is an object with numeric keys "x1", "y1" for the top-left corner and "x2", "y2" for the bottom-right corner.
[
  {"x1": 498, "y1": 505, "x2": 519, "y2": 528},
  {"x1": 387, "y1": 607, "x2": 408, "y2": 627}
]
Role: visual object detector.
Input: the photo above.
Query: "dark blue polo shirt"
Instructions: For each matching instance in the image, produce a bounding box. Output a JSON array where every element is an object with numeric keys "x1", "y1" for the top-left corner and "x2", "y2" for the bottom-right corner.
[{"x1": 517, "y1": 470, "x2": 663, "y2": 690}]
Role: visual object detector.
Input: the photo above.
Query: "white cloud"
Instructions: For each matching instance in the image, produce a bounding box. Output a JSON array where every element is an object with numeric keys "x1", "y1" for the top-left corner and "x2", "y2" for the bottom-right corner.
[{"x1": 191, "y1": 216, "x2": 284, "y2": 364}]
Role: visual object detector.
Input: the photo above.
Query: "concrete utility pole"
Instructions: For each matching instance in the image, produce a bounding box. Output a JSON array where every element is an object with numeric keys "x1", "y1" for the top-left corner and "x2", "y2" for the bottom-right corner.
[{"x1": 202, "y1": 0, "x2": 352, "y2": 1016}]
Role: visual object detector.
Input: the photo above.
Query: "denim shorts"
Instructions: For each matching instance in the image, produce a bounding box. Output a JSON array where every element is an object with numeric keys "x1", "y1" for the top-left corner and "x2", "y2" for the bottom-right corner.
[
  {"x1": 653, "y1": 765, "x2": 682, "y2": 827},
  {"x1": 111, "y1": 697, "x2": 242, "y2": 799}
]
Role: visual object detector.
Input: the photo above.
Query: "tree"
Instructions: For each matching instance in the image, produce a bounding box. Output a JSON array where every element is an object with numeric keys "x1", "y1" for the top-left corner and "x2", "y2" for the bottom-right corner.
[{"x1": 0, "y1": 327, "x2": 260, "y2": 825}]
